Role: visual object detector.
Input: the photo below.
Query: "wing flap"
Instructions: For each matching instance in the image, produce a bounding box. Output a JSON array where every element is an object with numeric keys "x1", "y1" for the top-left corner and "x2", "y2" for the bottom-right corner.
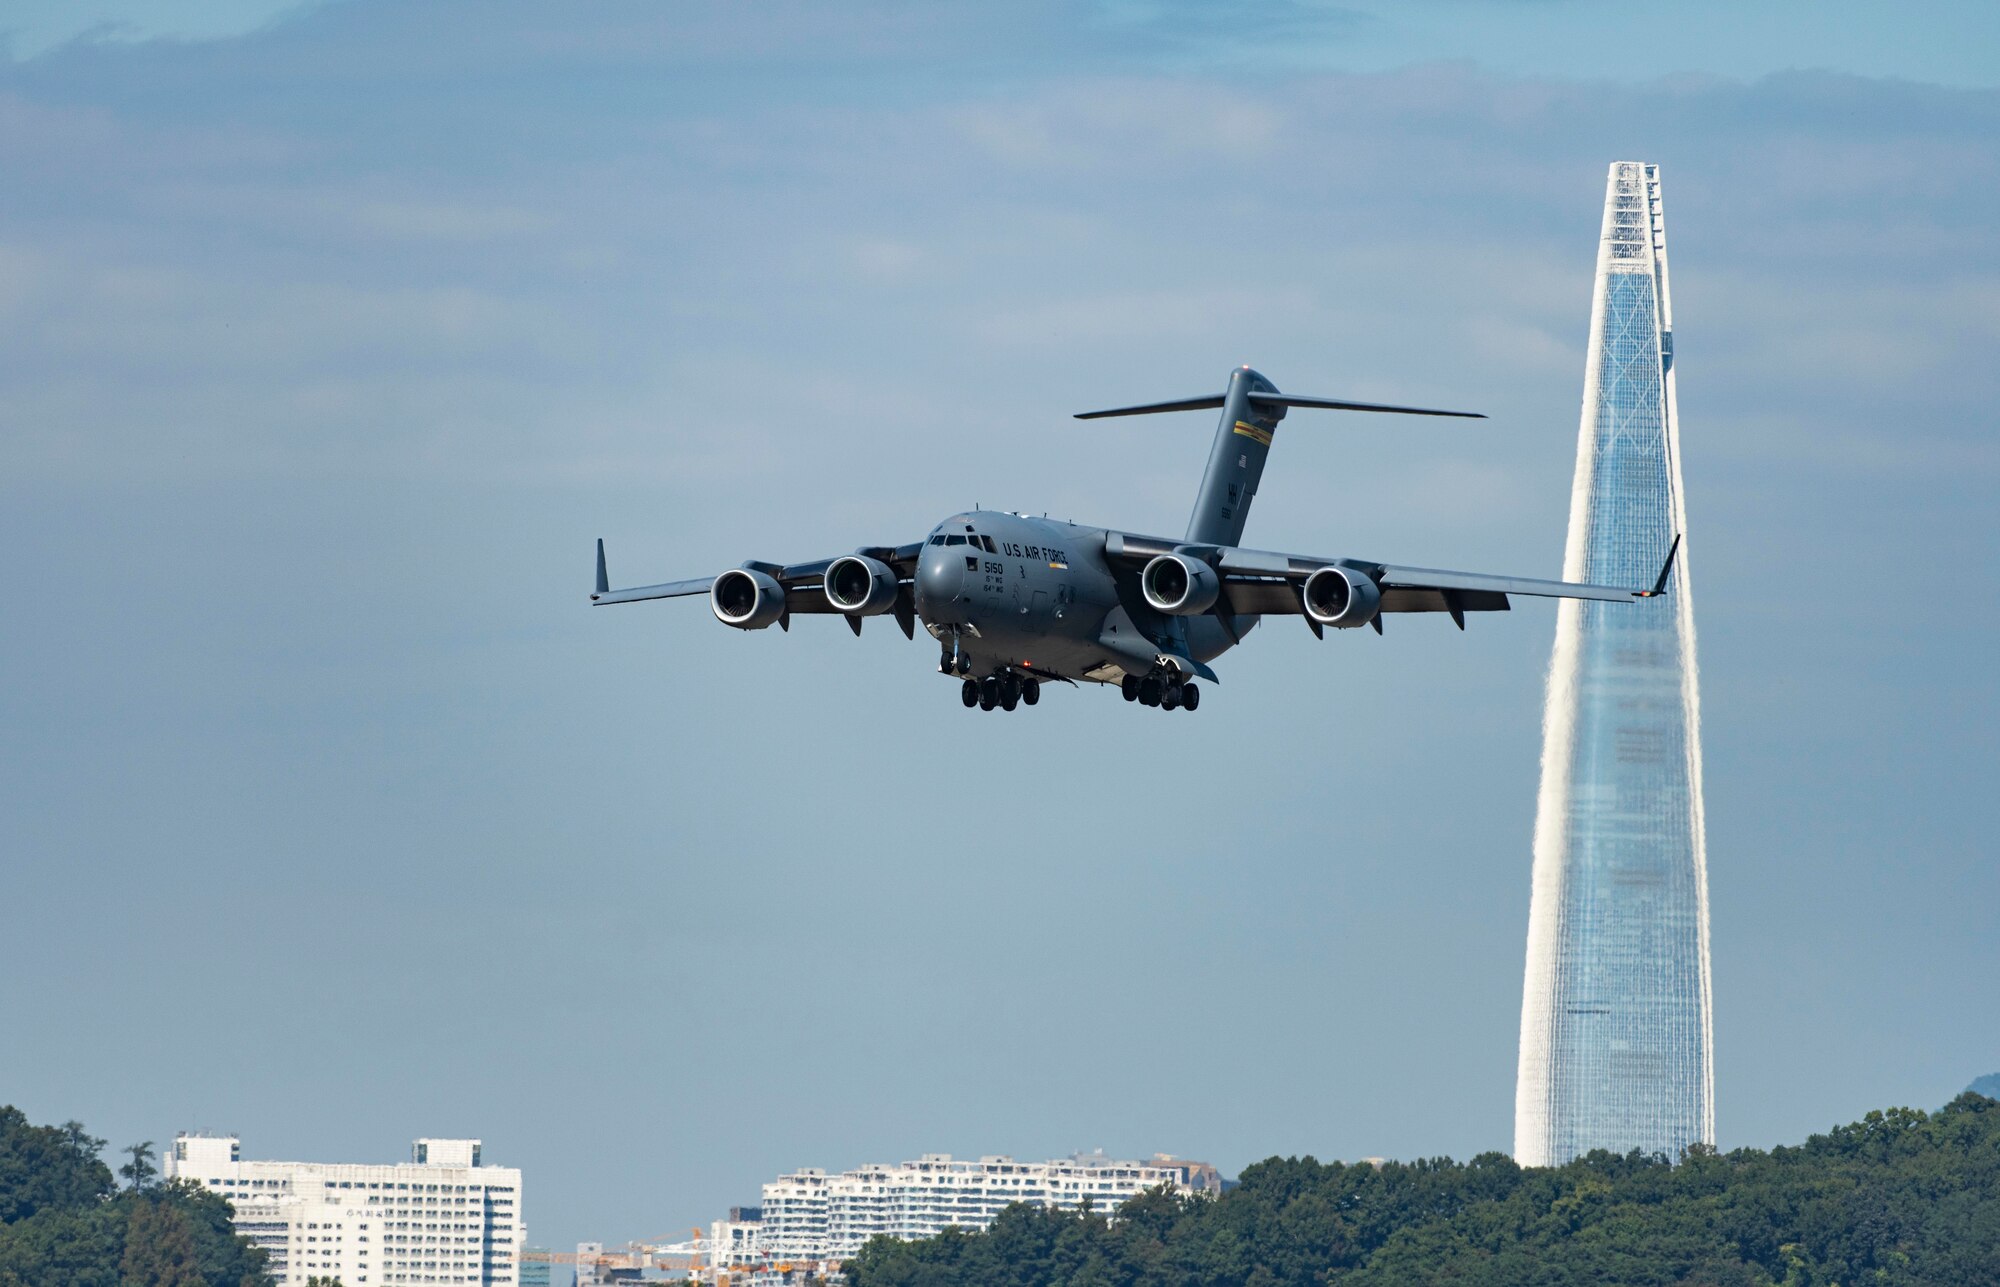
[
  {"x1": 1381, "y1": 586, "x2": 1509, "y2": 614},
  {"x1": 1218, "y1": 578, "x2": 1299, "y2": 616},
  {"x1": 784, "y1": 584, "x2": 839, "y2": 614},
  {"x1": 1219, "y1": 577, "x2": 1510, "y2": 615}
]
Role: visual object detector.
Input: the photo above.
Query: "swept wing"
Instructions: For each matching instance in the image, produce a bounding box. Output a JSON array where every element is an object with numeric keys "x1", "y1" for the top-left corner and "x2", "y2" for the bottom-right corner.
[
  {"x1": 1102, "y1": 531, "x2": 1672, "y2": 624},
  {"x1": 590, "y1": 539, "x2": 927, "y2": 632}
]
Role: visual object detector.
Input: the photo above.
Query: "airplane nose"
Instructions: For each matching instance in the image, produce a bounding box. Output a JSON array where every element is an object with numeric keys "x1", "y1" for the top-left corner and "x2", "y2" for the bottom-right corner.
[{"x1": 915, "y1": 548, "x2": 964, "y2": 618}]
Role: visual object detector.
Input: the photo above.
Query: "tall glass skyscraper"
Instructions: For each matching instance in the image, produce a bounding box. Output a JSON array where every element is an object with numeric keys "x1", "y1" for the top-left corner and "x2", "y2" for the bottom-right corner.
[{"x1": 1514, "y1": 162, "x2": 1714, "y2": 1166}]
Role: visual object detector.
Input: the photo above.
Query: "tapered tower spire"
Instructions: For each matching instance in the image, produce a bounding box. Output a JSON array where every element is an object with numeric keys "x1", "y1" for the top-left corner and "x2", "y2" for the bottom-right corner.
[{"x1": 1515, "y1": 162, "x2": 1714, "y2": 1166}]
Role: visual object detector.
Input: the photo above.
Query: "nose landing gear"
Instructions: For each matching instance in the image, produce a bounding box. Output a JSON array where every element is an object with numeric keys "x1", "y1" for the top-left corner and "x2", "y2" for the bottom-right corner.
[{"x1": 940, "y1": 638, "x2": 973, "y2": 675}]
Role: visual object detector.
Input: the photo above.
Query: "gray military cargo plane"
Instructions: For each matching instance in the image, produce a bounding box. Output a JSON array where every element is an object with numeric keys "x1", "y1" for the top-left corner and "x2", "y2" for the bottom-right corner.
[{"x1": 592, "y1": 366, "x2": 1674, "y2": 712}]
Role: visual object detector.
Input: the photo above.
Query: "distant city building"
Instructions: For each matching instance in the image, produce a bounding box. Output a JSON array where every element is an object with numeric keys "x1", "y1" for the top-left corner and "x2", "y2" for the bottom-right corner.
[
  {"x1": 165, "y1": 1133, "x2": 524, "y2": 1286},
  {"x1": 708, "y1": 1208, "x2": 768, "y2": 1273},
  {"x1": 569, "y1": 1241, "x2": 633, "y2": 1287},
  {"x1": 1146, "y1": 1154, "x2": 1225, "y2": 1195},
  {"x1": 754, "y1": 1151, "x2": 1193, "y2": 1262},
  {"x1": 518, "y1": 1246, "x2": 551, "y2": 1287},
  {"x1": 1515, "y1": 160, "x2": 1715, "y2": 1166}
]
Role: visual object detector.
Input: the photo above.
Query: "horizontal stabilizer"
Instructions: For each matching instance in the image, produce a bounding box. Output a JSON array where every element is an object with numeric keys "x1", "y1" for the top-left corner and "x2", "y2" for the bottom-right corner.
[
  {"x1": 1244, "y1": 392, "x2": 1484, "y2": 419},
  {"x1": 1075, "y1": 392, "x2": 1483, "y2": 420},
  {"x1": 1073, "y1": 395, "x2": 1225, "y2": 419}
]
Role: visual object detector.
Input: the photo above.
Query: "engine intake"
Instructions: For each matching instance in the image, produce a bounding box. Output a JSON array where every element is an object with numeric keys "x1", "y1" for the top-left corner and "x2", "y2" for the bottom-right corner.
[
  {"x1": 1141, "y1": 552, "x2": 1221, "y2": 616},
  {"x1": 823, "y1": 554, "x2": 901, "y2": 616},
  {"x1": 1302, "y1": 565, "x2": 1381, "y2": 628},
  {"x1": 710, "y1": 567, "x2": 787, "y2": 630}
]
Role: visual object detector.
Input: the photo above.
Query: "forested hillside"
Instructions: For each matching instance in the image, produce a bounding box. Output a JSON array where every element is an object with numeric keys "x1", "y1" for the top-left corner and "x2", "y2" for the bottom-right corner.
[
  {"x1": 848, "y1": 1094, "x2": 2000, "y2": 1287},
  {"x1": 0, "y1": 1106, "x2": 271, "y2": 1287}
]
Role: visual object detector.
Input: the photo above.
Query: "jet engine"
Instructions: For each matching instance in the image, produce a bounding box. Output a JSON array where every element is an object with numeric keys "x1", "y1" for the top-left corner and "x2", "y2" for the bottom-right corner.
[
  {"x1": 1141, "y1": 552, "x2": 1221, "y2": 616},
  {"x1": 710, "y1": 567, "x2": 787, "y2": 630},
  {"x1": 1302, "y1": 565, "x2": 1381, "y2": 628},
  {"x1": 823, "y1": 554, "x2": 901, "y2": 616}
]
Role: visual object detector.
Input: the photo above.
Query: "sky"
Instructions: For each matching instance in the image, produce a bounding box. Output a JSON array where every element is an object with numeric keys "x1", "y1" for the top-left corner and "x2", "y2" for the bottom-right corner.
[{"x1": 2, "y1": 0, "x2": 1997, "y2": 1261}]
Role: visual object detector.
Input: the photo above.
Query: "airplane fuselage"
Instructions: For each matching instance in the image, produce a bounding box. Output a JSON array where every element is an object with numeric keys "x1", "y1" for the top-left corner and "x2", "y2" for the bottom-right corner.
[{"x1": 912, "y1": 510, "x2": 1249, "y2": 691}]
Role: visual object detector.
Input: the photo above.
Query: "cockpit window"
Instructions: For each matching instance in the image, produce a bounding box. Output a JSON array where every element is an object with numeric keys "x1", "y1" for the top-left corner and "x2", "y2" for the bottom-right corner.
[
  {"x1": 980, "y1": 536, "x2": 998, "y2": 554},
  {"x1": 928, "y1": 535, "x2": 945, "y2": 545},
  {"x1": 945, "y1": 535, "x2": 966, "y2": 546}
]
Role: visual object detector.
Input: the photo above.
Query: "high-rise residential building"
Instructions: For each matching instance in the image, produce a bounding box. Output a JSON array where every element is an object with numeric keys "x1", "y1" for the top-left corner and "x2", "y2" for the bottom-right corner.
[
  {"x1": 165, "y1": 1133, "x2": 524, "y2": 1286},
  {"x1": 1514, "y1": 161, "x2": 1715, "y2": 1167},
  {"x1": 756, "y1": 1151, "x2": 1191, "y2": 1261}
]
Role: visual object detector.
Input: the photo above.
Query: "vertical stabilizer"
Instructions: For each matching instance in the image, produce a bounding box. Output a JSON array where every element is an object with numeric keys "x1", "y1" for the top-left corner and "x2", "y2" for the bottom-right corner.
[{"x1": 1186, "y1": 367, "x2": 1283, "y2": 546}]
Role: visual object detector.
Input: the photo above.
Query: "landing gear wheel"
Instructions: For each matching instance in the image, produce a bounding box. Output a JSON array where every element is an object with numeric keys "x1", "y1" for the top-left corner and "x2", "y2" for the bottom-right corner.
[
  {"x1": 956, "y1": 655, "x2": 972, "y2": 675},
  {"x1": 1002, "y1": 675, "x2": 1021, "y2": 705},
  {"x1": 1180, "y1": 681, "x2": 1199, "y2": 711},
  {"x1": 1001, "y1": 691, "x2": 1019, "y2": 711},
  {"x1": 1022, "y1": 679, "x2": 1040, "y2": 706},
  {"x1": 1139, "y1": 678, "x2": 1162, "y2": 707},
  {"x1": 1121, "y1": 676, "x2": 1140, "y2": 702},
  {"x1": 939, "y1": 652, "x2": 956, "y2": 675},
  {"x1": 961, "y1": 679, "x2": 979, "y2": 708},
  {"x1": 980, "y1": 677, "x2": 1001, "y2": 711},
  {"x1": 1160, "y1": 682, "x2": 1182, "y2": 711}
]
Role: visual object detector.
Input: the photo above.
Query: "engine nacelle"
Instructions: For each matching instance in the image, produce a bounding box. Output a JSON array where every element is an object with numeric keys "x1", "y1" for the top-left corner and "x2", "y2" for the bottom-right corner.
[
  {"x1": 823, "y1": 554, "x2": 901, "y2": 616},
  {"x1": 1141, "y1": 552, "x2": 1221, "y2": 616},
  {"x1": 1302, "y1": 565, "x2": 1381, "y2": 629},
  {"x1": 710, "y1": 567, "x2": 787, "y2": 630}
]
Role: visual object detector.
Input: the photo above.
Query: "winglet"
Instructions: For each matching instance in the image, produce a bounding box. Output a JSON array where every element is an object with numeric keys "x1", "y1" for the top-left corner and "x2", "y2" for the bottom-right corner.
[
  {"x1": 1636, "y1": 534, "x2": 1680, "y2": 598},
  {"x1": 595, "y1": 539, "x2": 609, "y2": 597}
]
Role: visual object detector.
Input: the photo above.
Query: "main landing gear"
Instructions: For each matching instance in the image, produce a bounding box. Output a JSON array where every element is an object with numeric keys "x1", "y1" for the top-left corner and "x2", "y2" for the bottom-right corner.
[
  {"x1": 1122, "y1": 673, "x2": 1200, "y2": 711},
  {"x1": 961, "y1": 674, "x2": 1039, "y2": 712}
]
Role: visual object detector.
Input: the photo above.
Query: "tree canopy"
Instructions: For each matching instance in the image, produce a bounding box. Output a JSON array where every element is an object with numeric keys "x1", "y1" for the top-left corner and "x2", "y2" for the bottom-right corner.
[
  {"x1": 847, "y1": 1095, "x2": 2000, "y2": 1287},
  {"x1": 0, "y1": 1106, "x2": 272, "y2": 1287}
]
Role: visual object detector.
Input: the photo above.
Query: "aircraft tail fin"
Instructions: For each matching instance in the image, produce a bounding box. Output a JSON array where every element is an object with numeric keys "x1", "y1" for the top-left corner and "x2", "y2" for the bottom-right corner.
[{"x1": 1076, "y1": 369, "x2": 1483, "y2": 547}]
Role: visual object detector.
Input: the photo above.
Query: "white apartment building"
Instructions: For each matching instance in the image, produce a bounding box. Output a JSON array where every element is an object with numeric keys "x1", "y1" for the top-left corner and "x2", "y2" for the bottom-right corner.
[
  {"x1": 165, "y1": 1134, "x2": 523, "y2": 1287},
  {"x1": 759, "y1": 1152, "x2": 1189, "y2": 1261}
]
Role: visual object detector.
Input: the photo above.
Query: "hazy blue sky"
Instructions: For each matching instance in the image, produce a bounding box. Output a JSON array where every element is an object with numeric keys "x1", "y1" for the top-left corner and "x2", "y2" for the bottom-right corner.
[{"x1": 3, "y1": 0, "x2": 1996, "y2": 1260}]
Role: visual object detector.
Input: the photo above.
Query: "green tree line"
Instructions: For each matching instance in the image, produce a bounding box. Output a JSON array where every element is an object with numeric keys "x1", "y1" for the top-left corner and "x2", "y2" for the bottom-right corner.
[
  {"x1": 847, "y1": 1094, "x2": 2000, "y2": 1287},
  {"x1": 0, "y1": 1106, "x2": 272, "y2": 1287}
]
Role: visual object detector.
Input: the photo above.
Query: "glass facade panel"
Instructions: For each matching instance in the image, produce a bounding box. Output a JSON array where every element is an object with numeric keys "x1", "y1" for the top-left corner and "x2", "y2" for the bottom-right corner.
[{"x1": 1516, "y1": 163, "x2": 1714, "y2": 1166}]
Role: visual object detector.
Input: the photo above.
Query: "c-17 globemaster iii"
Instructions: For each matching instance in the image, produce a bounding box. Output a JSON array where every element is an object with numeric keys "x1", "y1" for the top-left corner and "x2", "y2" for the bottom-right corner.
[{"x1": 592, "y1": 366, "x2": 1675, "y2": 712}]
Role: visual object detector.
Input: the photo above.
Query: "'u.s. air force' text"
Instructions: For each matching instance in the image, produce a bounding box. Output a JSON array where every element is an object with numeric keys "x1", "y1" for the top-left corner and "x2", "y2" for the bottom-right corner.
[{"x1": 1001, "y1": 542, "x2": 1066, "y2": 563}]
